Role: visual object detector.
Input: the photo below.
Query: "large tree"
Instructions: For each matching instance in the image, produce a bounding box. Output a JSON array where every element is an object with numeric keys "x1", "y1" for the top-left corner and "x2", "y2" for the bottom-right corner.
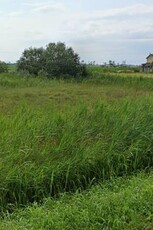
[
  {"x1": 44, "y1": 42, "x2": 81, "y2": 78},
  {"x1": 17, "y1": 42, "x2": 88, "y2": 78}
]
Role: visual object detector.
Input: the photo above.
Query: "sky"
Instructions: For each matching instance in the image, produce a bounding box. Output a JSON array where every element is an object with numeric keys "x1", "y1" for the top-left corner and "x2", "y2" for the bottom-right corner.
[{"x1": 1, "y1": 0, "x2": 153, "y2": 64}]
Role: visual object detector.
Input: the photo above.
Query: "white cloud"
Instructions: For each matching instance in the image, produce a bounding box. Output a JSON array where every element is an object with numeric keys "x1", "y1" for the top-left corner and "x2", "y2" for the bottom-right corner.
[
  {"x1": 60, "y1": 4, "x2": 153, "y2": 41},
  {"x1": 33, "y1": 3, "x2": 65, "y2": 13},
  {"x1": 1, "y1": 2, "x2": 153, "y2": 63},
  {"x1": 22, "y1": 1, "x2": 65, "y2": 13},
  {"x1": 90, "y1": 3, "x2": 153, "y2": 18}
]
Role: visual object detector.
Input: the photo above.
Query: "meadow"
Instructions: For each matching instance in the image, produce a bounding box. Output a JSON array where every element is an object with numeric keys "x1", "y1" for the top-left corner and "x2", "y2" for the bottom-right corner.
[{"x1": 0, "y1": 67, "x2": 153, "y2": 229}]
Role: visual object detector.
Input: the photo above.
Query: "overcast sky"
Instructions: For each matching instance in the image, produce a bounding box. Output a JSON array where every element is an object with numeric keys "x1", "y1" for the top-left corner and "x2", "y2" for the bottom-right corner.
[{"x1": 1, "y1": 0, "x2": 153, "y2": 64}]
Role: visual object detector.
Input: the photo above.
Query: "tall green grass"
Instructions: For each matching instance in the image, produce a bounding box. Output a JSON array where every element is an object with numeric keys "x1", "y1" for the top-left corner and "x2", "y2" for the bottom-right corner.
[
  {"x1": 0, "y1": 172, "x2": 153, "y2": 229},
  {"x1": 88, "y1": 64, "x2": 140, "y2": 74},
  {"x1": 85, "y1": 73, "x2": 153, "y2": 90},
  {"x1": 0, "y1": 73, "x2": 59, "y2": 88},
  {"x1": 1, "y1": 96, "x2": 153, "y2": 212},
  {"x1": 1, "y1": 71, "x2": 153, "y2": 90}
]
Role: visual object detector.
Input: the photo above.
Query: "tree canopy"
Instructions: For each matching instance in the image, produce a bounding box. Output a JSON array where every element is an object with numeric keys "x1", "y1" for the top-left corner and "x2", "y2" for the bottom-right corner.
[
  {"x1": 17, "y1": 42, "x2": 88, "y2": 79},
  {"x1": 17, "y1": 47, "x2": 45, "y2": 76}
]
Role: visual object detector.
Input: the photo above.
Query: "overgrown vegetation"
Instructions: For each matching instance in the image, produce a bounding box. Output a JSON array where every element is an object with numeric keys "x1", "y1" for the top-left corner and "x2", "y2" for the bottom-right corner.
[
  {"x1": 88, "y1": 64, "x2": 140, "y2": 74},
  {"x1": 0, "y1": 61, "x2": 8, "y2": 73},
  {"x1": 17, "y1": 42, "x2": 88, "y2": 79},
  {"x1": 0, "y1": 172, "x2": 153, "y2": 230},
  {"x1": 0, "y1": 71, "x2": 153, "y2": 228}
]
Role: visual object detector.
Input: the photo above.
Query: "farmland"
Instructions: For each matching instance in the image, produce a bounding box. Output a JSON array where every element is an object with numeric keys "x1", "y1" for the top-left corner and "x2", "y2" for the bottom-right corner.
[{"x1": 0, "y1": 67, "x2": 153, "y2": 229}]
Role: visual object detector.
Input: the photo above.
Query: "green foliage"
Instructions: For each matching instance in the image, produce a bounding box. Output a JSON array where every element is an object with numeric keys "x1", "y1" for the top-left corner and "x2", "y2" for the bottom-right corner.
[
  {"x1": 17, "y1": 42, "x2": 88, "y2": 79},
  {"x1": 0, "y1": 173, "x2": 153, "y2": 229},
  {"x1": 7, "y1": 64, "x2": 16, "y2": 73},
  {"x1": 1, "y1": 72, "x2": 153, "y2": 228},
  {"x1": 45, "y1": 42, "x2": 79, "y2": 78},
  {"x1": 17, "y1": 47, "x2": 45, "y2": 75},
  {"x1": 0, "y1": 61, "x2": 8, "y2": 73},
  {"x1": 88, "y1": 65, "x2": 140, "y2": 74},
  {"x1": 1, "y1": 98, "x2": 153, "y2": 211}
]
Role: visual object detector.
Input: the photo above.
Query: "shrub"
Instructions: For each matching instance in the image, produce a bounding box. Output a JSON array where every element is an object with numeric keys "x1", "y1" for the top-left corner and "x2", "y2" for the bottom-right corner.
[
  {"x1": 17, "y1": 47, "x2": 45, "y2": 76},
  {"x1": 0, "y1": 61, "x2": 8, "y2": 73},
  {"x1": 17, "y1": 42, "x2": 88, "y2": 79}
]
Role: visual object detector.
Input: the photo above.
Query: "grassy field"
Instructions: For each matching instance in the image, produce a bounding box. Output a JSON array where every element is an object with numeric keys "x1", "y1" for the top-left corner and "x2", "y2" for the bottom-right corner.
[
  {"x1": 0, "y1": 69, "x2": 153, "y2": 229},
  {"x1": 0, "y1": 172, "x2": 153, "y2": 230}
]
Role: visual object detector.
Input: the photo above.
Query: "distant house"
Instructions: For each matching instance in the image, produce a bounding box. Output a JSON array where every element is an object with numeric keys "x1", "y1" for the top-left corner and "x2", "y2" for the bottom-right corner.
[{"x1": 141, "y1": 54, "x2": 153, "y2": 72}]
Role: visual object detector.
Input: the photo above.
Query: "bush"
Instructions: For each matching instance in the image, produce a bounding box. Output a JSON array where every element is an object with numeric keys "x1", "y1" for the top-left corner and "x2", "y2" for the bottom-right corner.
[
  {"x1": 17, "y1": 47, "x2": 45, "y2": 76},
  {"x1": 17, "y1": 42, "x2": 88, "y2": 79},
  {"x1": 0, "y1": 61, "x2": 8, "y2": 73}
]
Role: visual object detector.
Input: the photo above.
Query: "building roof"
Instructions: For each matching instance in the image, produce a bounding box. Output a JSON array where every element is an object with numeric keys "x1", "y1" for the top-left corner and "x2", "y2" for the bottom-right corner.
[
  {"x1": 142, "y1": 63, "x2": 153, "y2": 66},
  {"x1": 146, "y1": 53, "x2": 153, "y2": 59}
]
